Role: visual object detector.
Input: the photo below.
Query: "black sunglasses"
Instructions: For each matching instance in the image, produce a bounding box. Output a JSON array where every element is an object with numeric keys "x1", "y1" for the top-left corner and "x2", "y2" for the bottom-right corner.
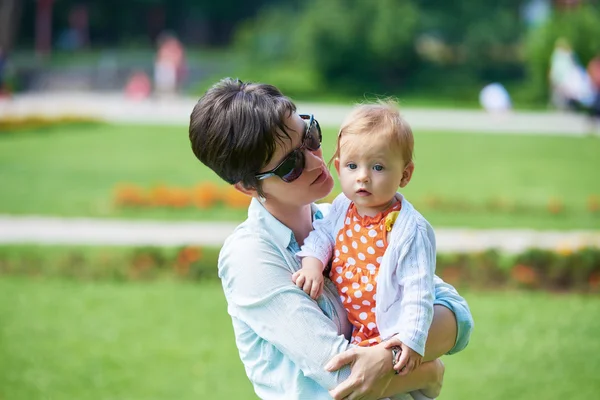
[{"x1": 255, "y1": 114, "x2": 322, "y2": 183}]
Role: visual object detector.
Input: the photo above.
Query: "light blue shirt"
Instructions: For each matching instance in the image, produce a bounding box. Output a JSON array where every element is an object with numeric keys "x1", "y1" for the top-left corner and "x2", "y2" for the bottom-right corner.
[
  {"x1": 218, "y1": 198, "x2": 474, "y2": 399},
  {"x1": 218, "y1": 199, "x2": 353, "y2": 399}
]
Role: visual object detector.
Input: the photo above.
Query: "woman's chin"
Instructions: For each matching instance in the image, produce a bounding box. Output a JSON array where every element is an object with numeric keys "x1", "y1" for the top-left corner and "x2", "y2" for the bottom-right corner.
[{"x1": 313, "y1": 174, "x2": 335, "y2": 201}]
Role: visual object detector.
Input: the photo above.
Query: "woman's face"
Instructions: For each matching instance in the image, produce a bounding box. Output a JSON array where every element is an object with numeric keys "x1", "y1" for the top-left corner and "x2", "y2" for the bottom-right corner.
[{"x1": 258, "y1": 112, "x2": 334, "y2": 208}]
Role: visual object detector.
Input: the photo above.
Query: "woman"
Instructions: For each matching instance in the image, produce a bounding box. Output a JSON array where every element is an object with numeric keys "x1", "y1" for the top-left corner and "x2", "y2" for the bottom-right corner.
[{"x1": 188, "y1": 78, "x2": 473, "y2": 400}]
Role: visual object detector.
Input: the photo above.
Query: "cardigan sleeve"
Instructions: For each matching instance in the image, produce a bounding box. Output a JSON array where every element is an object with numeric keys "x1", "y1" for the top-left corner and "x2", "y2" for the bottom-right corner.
[
  {"x1": 297, "y1": 194, "x2": 349, "y2": 267},
  {"x1": 392, "y1": 223, "x2": 436, "y2": 356}
]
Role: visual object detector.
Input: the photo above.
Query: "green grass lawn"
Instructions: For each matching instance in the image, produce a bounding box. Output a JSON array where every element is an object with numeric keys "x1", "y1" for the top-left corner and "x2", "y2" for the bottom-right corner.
[
  {"x1": 0, "y1": 123, "x2": 599, "y2": 229},
  {"x1": 0, "y1": 277, "x2": 599, "y2": 399}
]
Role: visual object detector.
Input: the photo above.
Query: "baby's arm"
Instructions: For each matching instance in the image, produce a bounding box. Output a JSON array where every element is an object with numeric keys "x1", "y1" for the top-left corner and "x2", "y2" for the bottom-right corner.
[
  {"x1": 385, "y1": 225, "x2": 437, "y2": 374},
  {"x1": 293, "y1": 257, "x2": 325, "y2": 299},
  {"x1": 384, "y1": 337, "x2": 423, "y2": 375},
  {"x1": 295, "y1": 196, "x2": 347, "y2": 298}
]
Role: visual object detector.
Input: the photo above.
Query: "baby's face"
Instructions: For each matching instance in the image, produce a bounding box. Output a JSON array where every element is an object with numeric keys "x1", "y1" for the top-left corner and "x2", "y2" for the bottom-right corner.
[{"x1": 336, "y1": 135, "x2": 407, "y2": 217}]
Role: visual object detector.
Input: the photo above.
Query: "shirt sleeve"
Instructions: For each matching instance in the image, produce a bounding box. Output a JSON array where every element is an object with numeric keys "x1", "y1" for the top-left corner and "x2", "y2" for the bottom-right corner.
[
  {"x1": 219, "y1": 233, "x2": 352, "y2": 390},
  {"x1": 393, "y1": 225, "x2": 436, "y2": 356},
  {"x1": 296, "y1": 197, "x2": 345, "y2": 266}
]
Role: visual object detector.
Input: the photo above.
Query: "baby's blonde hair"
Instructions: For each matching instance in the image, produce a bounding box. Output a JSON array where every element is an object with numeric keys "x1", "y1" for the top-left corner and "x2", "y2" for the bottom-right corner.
[{"x1": 330, "y1": 100, "x2": 414, "y2": 167}]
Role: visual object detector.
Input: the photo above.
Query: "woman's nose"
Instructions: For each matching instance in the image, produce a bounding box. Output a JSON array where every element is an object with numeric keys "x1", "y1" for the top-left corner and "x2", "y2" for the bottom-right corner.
[{"x1": 304, "y1": 147, "x2": 323, "y2": 170}]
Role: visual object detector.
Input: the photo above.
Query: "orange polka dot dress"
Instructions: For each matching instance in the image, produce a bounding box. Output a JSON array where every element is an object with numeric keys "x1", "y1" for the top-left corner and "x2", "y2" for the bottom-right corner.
[{"x1": 329, "y1": 201, "x2": 402, "y2": 347}]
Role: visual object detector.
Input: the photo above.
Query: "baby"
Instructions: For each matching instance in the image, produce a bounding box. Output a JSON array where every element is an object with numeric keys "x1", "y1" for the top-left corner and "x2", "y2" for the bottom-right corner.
[{"x1": 294, "y1": 102, "x2": 437, "y2": 389}]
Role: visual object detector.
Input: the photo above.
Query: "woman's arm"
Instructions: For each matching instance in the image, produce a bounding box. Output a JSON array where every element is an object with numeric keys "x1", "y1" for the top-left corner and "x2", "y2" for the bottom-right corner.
[
  {"x1": 327, "y1": 304, "x2": 457, "y2": 399},
  {"x1": 423, "y1": 304, "x2": 458, "y2": 361},
  {"x1": 220, "y1": 233, "x2": 353, "y2": 389}
]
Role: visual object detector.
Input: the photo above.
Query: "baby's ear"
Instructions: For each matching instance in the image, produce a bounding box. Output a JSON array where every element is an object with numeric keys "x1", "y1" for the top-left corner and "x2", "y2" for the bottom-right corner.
[
  {"x1": 334, "y1": 158, "x2": 340, "y2": 174},
  {"x1": 399, "y1": 162, "x2": 415, "y2": 188}
]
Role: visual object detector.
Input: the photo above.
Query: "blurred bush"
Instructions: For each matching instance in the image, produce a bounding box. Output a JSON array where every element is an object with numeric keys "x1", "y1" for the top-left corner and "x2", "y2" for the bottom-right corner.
[
  {"x1": 0, "y1": 246, "x2": 220, "y2": 282},
  {"x1": 233, "y1": 0, "x2": 420, "y2": 94},
  {"x1": 413, "y1": 0, "x2": 525, "y2": 86},
  {"x1": 0, "y1": 116, "x2": 103, "y2": 131},
  {"x1": 2, "y1": 245, "x2": 599, "y2": 293},
  {"x1": 525, "y1": 3, "x2": 600, "y2": 102},
  {"x1": 293, "y1": 0, "x2": 419, "y2": 94}
]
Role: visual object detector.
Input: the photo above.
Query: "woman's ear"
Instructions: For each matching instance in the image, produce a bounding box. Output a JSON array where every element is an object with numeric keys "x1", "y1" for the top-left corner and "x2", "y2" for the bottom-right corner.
[
  {"x1": 399, "y1": 162, "x2": 415, "y2": 188},
  {"x1": 233, "y1": 182, "x2": 256, "y2": 197}
]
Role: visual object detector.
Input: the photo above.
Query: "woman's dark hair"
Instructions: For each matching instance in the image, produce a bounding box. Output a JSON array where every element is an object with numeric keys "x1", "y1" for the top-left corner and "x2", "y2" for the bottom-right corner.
[{"x1": 189, "y1": 78, "x2": 297, "y2": 197}]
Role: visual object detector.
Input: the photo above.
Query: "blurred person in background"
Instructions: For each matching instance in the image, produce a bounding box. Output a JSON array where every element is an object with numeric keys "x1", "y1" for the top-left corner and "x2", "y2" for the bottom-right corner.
[
  {"x1": 124, "y1": 70, "x2": 152, "y2": 101},
  {"x1": 154, "y1": 32, "x2": 186, "y2": 97},
  {"x1": 549, "y1": 38, "x2": 595, "y2": 111},
  {"x1": 587, "y1": 54, "x2": 600, "y2": 127},
  {"x1": 479, "y1": 82, "x2": 512, "y2": 114},
  {"x1": 189, "y1": 78, "x2": 474, "y2": 400}
]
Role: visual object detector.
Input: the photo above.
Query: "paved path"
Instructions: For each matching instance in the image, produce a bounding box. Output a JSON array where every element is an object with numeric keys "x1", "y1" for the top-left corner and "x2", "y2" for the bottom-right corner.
[
  {"x1": 1, "y1": 215, "x2": 599, "y2": 253},
  {"x1": 1, "y1": 92, "x2": 598, "y2": 135}
]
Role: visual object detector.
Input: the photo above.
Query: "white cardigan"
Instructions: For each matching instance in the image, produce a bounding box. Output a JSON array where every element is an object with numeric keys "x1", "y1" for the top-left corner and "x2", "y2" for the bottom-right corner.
[{"x1": 299, "y1": 192, "x2": 435, "y2": 356}]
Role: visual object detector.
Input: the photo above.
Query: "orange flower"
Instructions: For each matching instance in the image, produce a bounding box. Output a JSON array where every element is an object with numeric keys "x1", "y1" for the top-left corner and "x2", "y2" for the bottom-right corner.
[
  {"x1": 149, "y1": 184, "x2": 172, "y2": 207},
  {"x1": 511, "y1": 264, "x2": 539, "y2": 287},
  {"x1": 222, "y1": 186, "x2": 251, "y2": 208},
  {"x1": 114, "y1": 184, "x2": 147, "y2": 206},
  {"x1": 174, "y1": 246, "x2": 202, "y2": 276},
  {"x1": 169, "y1": 187, "x2": 191, "y2": 208},
  {"x1": 177, "y1": 246, "x2": 202, "y2": 264},
  {"x1": 192, "y1": 182, "x2": 220, "y2": 209},
  {"x1": 589, "y1": 272, "x2": 600, "y2": 291}
]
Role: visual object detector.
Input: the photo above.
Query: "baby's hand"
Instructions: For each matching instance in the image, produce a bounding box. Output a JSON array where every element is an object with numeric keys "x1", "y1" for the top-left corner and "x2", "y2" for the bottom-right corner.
[
  {"x1": 292, "y1": 265, "x2": 324, "y2": 300},
  {"x1": 383, "y1": 337, "x2": 423, "y2": 375}
]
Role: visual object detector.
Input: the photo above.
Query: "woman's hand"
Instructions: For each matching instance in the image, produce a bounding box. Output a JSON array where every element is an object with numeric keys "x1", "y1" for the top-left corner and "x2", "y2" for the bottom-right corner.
[{"x1": 324, "y1": 343, "x2": 395, "y2": 400}]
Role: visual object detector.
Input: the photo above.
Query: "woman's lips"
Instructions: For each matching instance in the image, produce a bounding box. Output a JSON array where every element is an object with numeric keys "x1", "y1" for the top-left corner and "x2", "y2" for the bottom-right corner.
[{"x1": 312, "y1": 168, "x2": 328, "y2": 185}]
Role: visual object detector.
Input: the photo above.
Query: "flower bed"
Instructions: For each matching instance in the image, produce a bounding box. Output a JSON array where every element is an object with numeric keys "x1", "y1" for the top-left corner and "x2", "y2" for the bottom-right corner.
[
  {"x1": 1, "y1": 245, "x2": 599, "y2": 293},
  {"x1": 113, "y1": 184, "x2": 600, "y2": 216},
  {"x1": 114, "y1": 183, "x2": 254, "y2": 209},
  {"x1": 0, "y1": 116, "x2": 103, "y2": 131}
]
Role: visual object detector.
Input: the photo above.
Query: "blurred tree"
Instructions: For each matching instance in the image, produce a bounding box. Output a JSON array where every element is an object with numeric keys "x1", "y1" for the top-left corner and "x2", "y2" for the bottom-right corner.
[
  {"x1": 0, "y1": 0, "x2": 23, "y2": 51},
  {"x1": 294, "y1": 0, "x2": 419, "y2": 92},
  {"x1": 15, "y1": 0, "x2": 296, "y2": 47},
  {"x1": 234, "y1": 0, "x2": 532, "y2": 95},
  {"x1": 414, "y1": 0, "x2": 526, "y2": 81},
  {"x1": 236, "y1": 0, "x2": 420, "y2": 94}
]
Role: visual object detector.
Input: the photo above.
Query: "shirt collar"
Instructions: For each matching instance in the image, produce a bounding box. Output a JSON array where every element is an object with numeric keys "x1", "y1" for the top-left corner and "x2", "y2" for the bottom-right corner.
[{"x1": 248, "y1": 198, "x2": 324, "y2": 249}]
